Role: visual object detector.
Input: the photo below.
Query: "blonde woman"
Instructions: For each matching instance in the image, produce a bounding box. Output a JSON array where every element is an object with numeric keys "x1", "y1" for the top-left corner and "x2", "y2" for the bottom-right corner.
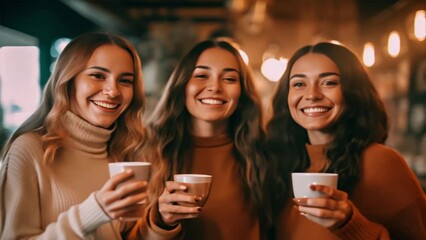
[{"x1": 0, "y1": 32, "x2": 148, "y2": 239}]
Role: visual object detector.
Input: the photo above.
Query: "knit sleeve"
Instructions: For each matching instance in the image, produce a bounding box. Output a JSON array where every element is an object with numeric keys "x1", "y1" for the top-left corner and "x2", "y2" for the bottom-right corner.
[
  {"x1": 0, "y1": 134, "x2": 111, "y2": 239},
  {"x1": 128, "y1": 202, "x2": 183, "y2": 240},
  {"x1": 351, "y1": 144, "x2": 426, "y2": 240},
  {"x1": 333, "y1": 201, "x2": 390, "y2": 239}
]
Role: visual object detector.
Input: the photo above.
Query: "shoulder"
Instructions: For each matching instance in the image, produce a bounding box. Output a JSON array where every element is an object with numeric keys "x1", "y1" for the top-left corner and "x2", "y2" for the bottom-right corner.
[
  {"x1": 361, "y1": 143, "x2": 406, "y2": 169},
  {"x1": 9, "y1": 132, "x2": 43, "y2": 154},
  {"x1": 359, "y1": 143, "x2": 423, "y2": 193},
  {"x1": 6, "y1": 132, "x2": 44, "y2": 165}
]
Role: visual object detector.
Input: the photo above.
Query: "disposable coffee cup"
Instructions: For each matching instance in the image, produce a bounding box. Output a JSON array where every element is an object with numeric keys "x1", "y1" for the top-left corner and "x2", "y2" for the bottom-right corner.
[
  {"x1": 108, "y1": 162, "x2": 151, "y2": 186},
  {"x1": 108, "y1": 162, "x2": 151, "y2": 221},
  {"x1": 174, "y1": 174, "x2": 212, "y2": 207},
  {"x1": 292, "y1": 172, "x2": 338, "y2": 227},
  {"x1": 291, "y1": 172, "x2": 338, "y2": 198}
]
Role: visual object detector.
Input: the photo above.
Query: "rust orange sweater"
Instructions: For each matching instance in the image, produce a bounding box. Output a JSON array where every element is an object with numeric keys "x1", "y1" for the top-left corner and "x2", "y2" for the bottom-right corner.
[
  {"x1": 131, "y1": 135, "x2": 262, "y2": 240},
  {"x1": 275, "y1": 143, "x2": 425, "y2": 240}
]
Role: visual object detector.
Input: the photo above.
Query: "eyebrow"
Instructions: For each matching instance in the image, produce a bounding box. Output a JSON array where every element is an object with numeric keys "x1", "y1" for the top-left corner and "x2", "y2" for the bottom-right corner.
[
  {"x1": 87, "y1": 66, "x2": 135, "y2": 77},
  {"x1": 194, "y1": 65, "x2": 240, "y2": 74},
  {"x1": 290, "y1": 72, "x2": 340, "y2": 80}
]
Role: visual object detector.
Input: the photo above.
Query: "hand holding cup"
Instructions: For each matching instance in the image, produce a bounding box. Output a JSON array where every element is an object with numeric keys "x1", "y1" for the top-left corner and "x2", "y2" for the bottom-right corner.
[
  {"x1": 157, "y1": 174, "x2": 212, "y2": 226},
  {"x1": 103, "y1": 162, "x2": 151, "y2": 221},
  {"x1": 291, "y1": 173, "x2": 351, "y2": 229},
  {"x1": 173, "y1": 174, "x2": 212, "y2": 207}
]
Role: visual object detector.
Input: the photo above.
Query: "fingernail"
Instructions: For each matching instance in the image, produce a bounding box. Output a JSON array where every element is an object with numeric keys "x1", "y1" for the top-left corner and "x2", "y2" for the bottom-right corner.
[
  {"x1": 194, "y1": 197, "x2": 202, "y2": 202},
  {"x1": 125, "y1": 169, "x2": 132, "y2": 174},
  {"x1": 179, "y1": 185, "x2": 187, "y2": 190}
]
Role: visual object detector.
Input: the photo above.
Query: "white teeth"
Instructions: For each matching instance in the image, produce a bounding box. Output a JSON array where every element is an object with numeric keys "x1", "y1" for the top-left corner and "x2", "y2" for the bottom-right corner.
[
  {"x1": 303, "y1": 107, "x2": 328, "y2": 113},
  {"x1": 200, "y1": 99, "x2": 225, "y2": 105},
  {"x1": 93, "y1": 101, "x2": 118, "y2": 109}
]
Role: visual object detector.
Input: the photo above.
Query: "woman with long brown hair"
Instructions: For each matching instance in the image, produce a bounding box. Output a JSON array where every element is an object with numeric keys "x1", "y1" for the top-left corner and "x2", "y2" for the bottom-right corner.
[
  {"x1": 266, "y1": 42, "x2": 425, "y2": 239},
  {"x1": 130, "y1": 39, "x2": 269, "y2": 240}
]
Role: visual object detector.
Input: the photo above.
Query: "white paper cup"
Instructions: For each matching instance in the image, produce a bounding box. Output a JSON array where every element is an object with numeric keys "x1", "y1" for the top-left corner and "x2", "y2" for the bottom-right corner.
[
  {"x1": 108, "y1": 162, "x2": 151, "y2": 221},
  {"x1": 291, "y1": 172, "x2": 338, "y2": 198},
  {"x1": 292, "y1": 172, "x2": 338, "y2": 227},
  {"x1": 174, "y1": 174, "x2": 212, "y2": 207},
  {"x1": 108, "y1": 162, "x2": 151, "y2": 183}
]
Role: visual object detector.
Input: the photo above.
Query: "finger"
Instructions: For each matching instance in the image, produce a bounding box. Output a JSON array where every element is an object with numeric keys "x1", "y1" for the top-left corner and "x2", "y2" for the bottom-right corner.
[
  {"x1": 298, "y1": 205, "x2": 346, "y2": 220},
  {"x1": 102, "y1": 170, "x2": 135, "y2": 191},
  {"x1": 310, "y1": 184, "x2": 348, "y2": 200},
  {"x1": 161, "y1": 212, "x2": 201, "y2": 225},
  {"x1": 108, "y1": 203, "x2": 146, "y2": 219},
  {"x1": 160, "y1": 204, "x2": 201, "y2": 215},
  {"x1": 165, "y1": 181, "x2": 187, "y2": 193},
  {"x1": 116, "y1": 181, "x2": 148, "y2": 197},
  {"x1": 109, "y1": 192, "x2": 149, "y2": 211},
  {"x1": 159, "y1": 192, "x2": 200, "y2": 205},
  {"x1": 294, "y1": 197, "x2": 339, "y2": 210}
]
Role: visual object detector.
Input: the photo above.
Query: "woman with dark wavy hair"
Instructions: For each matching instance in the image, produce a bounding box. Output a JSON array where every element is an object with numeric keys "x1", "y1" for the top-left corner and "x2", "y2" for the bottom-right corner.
[
  {"x1": 129, "y1": 39, "x2": 268, "y2": 240},
  {"x1": 266, "y1": 42, "x2": 425, "y2": 239},
  {"x1": 0, "y1": 32, "x2": 148, "y2": 239}
]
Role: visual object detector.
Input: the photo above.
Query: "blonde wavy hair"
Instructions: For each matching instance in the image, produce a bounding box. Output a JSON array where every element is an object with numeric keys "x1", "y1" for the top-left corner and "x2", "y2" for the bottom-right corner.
[{"x1": 1, "y1": 32, "x2": 146, "y2": 164}]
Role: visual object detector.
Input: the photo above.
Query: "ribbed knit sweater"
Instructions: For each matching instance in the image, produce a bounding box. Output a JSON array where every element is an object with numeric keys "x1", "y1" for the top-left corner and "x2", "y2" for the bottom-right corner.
[
  {"x1": 275, "y1": 143, "x2": 425, "y2": 240},
  {"x1": 0, "y1": 111, "x2": 129, "y2": 240},
  {"x1": 130, "y1": 134, "x2": 262, "y2": 240}
]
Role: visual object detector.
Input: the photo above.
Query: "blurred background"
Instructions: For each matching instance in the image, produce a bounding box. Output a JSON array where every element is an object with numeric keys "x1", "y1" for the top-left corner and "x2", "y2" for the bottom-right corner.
[{"x1": 0, "y1": 0, "x2": 425, "y2": 189}]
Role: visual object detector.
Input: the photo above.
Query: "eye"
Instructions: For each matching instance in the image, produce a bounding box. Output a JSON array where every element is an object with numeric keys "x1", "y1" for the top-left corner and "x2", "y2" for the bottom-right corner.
[
  {"x1": 223, "y1": 76, "x2": 238, "y2": 83},
  {"x1": 323, "y1": 79, "x2": 340, "y2": 86},
  {"x1": 90, "y1": 73, "x2": 105, "y2": 80},
  {"x1": 194, "y1": 73, "x2": 208, "y2": 79},
  {"x1": 291, "y1": 81, "x2": 305, "y2": 88},
  {"x1": 119, "y1": 78, "x2": 134, "y2": 85}
]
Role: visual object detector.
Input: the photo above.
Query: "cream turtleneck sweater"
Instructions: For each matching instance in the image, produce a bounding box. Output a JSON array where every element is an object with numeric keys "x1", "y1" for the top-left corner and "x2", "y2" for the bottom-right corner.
[{"x1": 0, "y1": 111, "x2": 127, "y2": 240}]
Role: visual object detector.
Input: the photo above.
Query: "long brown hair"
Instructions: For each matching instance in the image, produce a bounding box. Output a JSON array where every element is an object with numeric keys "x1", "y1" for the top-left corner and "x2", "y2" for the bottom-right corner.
[
  {"x1": 147, "y1": 39, "x2": 267, "y2": 213},
  {"x1": 1, "y1": 32, "x2": 146, "y2": 164},
  {"x1": 266, "y1": 42, "x2": 388, "y2": 210}
]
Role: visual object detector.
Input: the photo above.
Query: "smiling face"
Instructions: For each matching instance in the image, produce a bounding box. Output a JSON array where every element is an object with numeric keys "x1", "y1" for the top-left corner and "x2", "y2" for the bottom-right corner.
[
  {"x1": 288, "y1": 53, "x2": 345, "y2": 144},
  {"x1": 70, "y1": 44, "x2": 135, "y2": 128},
  {"x1": 185, "y1": 47, "x2": 241, "y2": 135}
]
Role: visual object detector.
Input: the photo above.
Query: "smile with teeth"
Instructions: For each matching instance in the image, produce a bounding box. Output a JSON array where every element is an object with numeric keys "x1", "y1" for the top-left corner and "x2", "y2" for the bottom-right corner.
[
  {"x1": 200, "y1": 98, "x2": 226, "y2": 105},
  {"x1": 92, "y1": 100, "x2": 119, "y2": 109},
  {"x1": 302, "y1": 107, "x2": 329, "y2": 114}
]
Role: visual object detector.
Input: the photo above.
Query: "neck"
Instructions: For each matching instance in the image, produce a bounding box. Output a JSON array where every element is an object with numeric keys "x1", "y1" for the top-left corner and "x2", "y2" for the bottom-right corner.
[
  {"x1": 190, "y1": 119, "x2": 228, "y2": 137},
  {"x1": 307, "y1": 130, "x2": 333, "y2": 145}
]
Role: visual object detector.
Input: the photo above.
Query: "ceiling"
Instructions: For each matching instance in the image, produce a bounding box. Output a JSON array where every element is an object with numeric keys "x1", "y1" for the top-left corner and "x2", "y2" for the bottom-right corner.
[{"x1": 59, "y1": 0, "x2": 401, "y2": 35}]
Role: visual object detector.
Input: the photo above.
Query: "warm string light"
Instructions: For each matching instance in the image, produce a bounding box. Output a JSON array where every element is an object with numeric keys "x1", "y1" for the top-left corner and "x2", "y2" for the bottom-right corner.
[
  {"x1": 260, "y1": 57, "x2": 288, "y2": 82},
  {"x1": 414, "y1": 10, "x2": 426, "y2": 41},
  {"x1": 238, "y1": 49, "x2": 249, "y2": 64},
  {"x1": 363, "y1": 42, "x2": 375, "y2": 67},
  {"x1": 387, "y1": 31, "x2": 401, "y2": 58}
]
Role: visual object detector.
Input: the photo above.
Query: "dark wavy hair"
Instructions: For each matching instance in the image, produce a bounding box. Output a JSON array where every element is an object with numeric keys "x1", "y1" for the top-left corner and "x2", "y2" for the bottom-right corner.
[
  {"x1": 146, "y1": 39, "x2": 267, "y2": 215},
  {"x1": 266, "y1": 42, "x2": 388, "y2": 211},
  {"x1": 1, "y1": 32, "x2": 146, "y2": 164}
]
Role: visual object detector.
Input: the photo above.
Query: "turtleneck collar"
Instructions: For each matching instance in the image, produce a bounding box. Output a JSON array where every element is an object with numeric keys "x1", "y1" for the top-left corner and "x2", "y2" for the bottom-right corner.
[
  {"x1": 305, "y1": 144, "x2": 329, "y2": 172},
  {"x1": 62, "y1": 111, "x2": 116, "y2": 155},
  {"x1": 192, "y1": 134, "x2": 232, "y2": 148}
]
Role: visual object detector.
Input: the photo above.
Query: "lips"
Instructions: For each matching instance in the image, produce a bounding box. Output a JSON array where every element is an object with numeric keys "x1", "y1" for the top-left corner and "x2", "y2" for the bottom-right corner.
[
  {"x1": 91, "y1": 100, "x2": 119, "y2": 109},
  {"x1": 199, "y1": 98, "x2": 227, "y2": 105},
  {"x1": 301, "y1": 107, "x2": 330, "y2": 114}
]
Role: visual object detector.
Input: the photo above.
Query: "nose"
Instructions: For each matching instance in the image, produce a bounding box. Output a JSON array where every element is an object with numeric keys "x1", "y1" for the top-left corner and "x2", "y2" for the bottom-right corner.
[
  {"x1": 206, "y1": 78, "x2": 222, "y2": 92},
  {"x1": 102, "y1": 83, "x2": 120, "y2": 97},
  {"x1": 305, "y1": 85, "x2": 323, "y2": 100}
]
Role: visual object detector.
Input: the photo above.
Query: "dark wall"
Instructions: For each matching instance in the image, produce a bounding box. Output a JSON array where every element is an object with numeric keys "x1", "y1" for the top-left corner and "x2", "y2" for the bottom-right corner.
[{"x1": 0, "y1": 0, "x2": 98, "y2": 87}]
